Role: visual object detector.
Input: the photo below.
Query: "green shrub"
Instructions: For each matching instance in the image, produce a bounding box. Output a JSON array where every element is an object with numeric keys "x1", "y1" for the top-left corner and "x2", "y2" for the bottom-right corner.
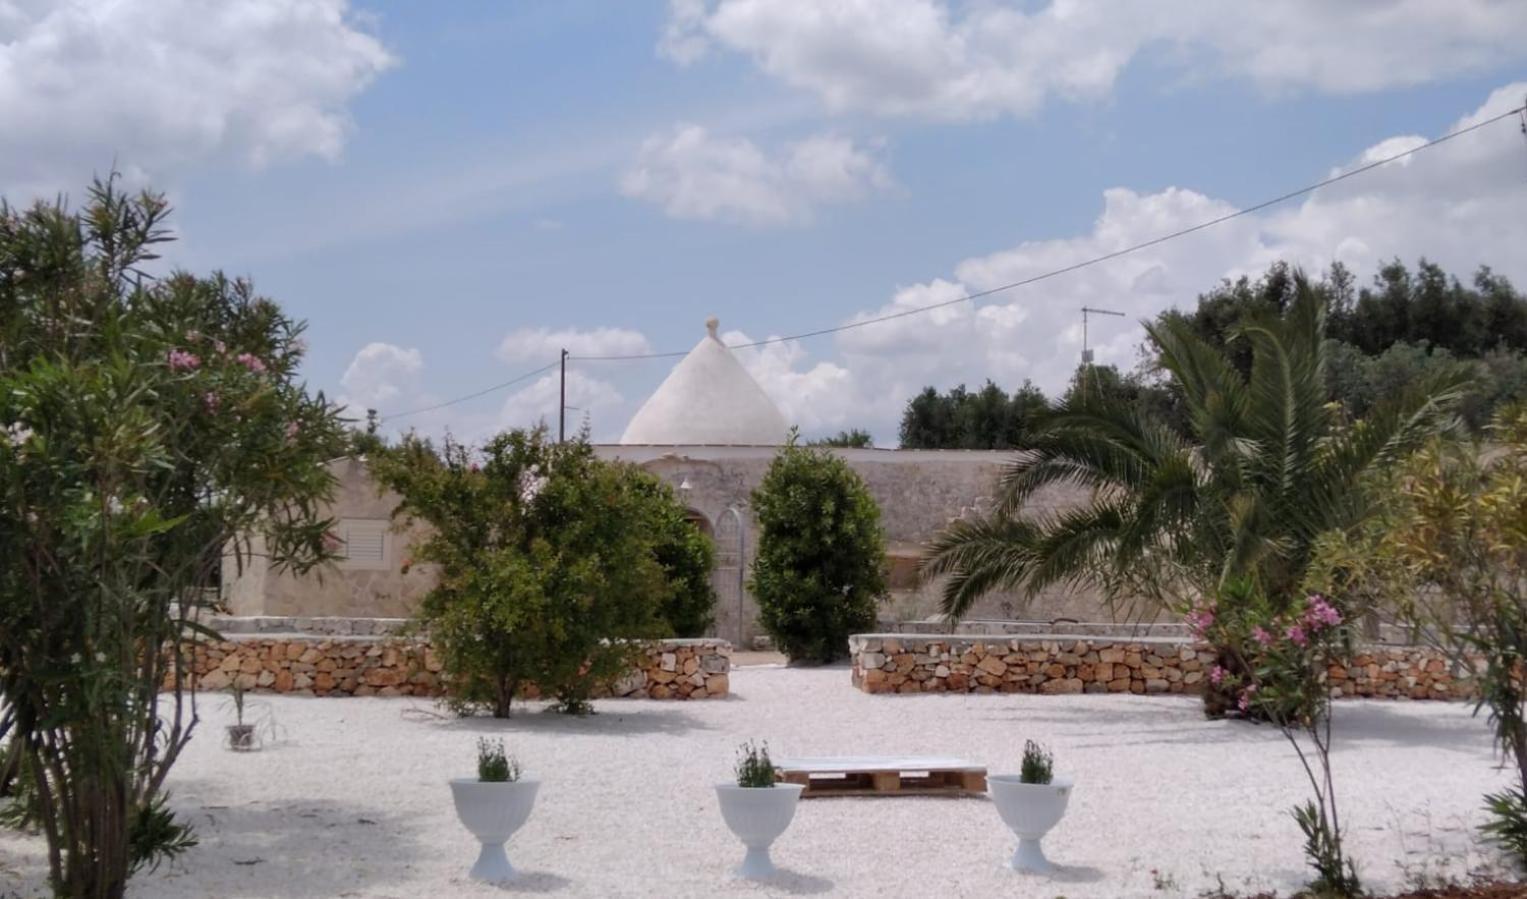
[
  {"x1": 373, "y1": 429, "x2": 684, "y2": 717},
  {"x1": 476, "y1": 738, "x2": 521, "y2": 783},
  {"x1": 749, "y1": 434, "x2": 886, "y2": 663},
  {"x1": 734, "y1": 741, "x2": 776, "y2": 788},
  {"x1": 629, "y1": 473, "x2": 716, "y2": 637},
  {"x1": 1019, "y1": 740, "x2": 1053, "y2": 785}
]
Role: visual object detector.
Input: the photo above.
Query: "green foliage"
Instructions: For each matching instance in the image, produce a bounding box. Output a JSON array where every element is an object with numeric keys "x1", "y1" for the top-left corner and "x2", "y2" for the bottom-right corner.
[
  {"x1": 476, "y1": 738, "x2": 520, "y2": 783},
  {"x1": 899, "y1": 380, "x2": 1049, "y2": 449},
  {"x1": 1481, "y1": 788, "x2": 1527, "y2": 866},
  {"x1": 1293, "y1": 800, "x2": 1363, "y2": 898},
  {"x1": 922, "y1": 274, "x2": 1465, "y2": 643},
  {"x1": 734, "y1": 741, "x2": 776, "y2": 788},
  {"x1": 372, "y1": 428, "x2": 690, "y2": 717},
  {"x1": 126, "y1": 794, "x2": 198, "y2": 877},
  {"x1": 0, "y1": 177, "x2": 347, "y2": 897},
  {"x1": 1019, "y1": 740, "x2": 1053, "y2": 785},
  {"x1": 629, "y1": 475, "x2": 717, "y2": 638},
  {"x1": 1325, "y1": 407, "x2": 1527, "y2": 867},
  {"x1": 749, "y1": 434, "x2": 887, "y2": 663},
  {"x1": 1162, "y1": 260, "x2": 1527, "y2": 432},
  {"x1": 809, "y1": 428, "x2": 874, "y2": 448}
]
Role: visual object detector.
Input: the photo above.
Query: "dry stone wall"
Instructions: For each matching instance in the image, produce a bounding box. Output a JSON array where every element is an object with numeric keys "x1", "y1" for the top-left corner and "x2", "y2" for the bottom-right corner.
[
  {"x1": 178, "y1": 636, "x2": 731, "y2": 700},
  {"x1": 849, "y1": 634, "x2": 1476, "y2": 700}
]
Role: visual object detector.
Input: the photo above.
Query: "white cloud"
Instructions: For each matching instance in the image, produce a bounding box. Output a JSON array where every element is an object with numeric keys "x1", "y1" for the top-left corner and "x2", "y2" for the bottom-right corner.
[
  {"x1": 661, "y1": 0, "x2": 1527, "y2": 120},
  {"x1": 739, "y1": 81, "x2": 1527, "y2": 442},
  {"x1": 497, "y1": 370, "x2": 626, "y2": 441},
  {"x1": 724, "y1": 330, "x2": 861, "y2": 434},
  {"x1": 340, "y1": 342, "x2": 425, "y2": 415},
  {"x1": 0, "y1": 0, "x2": 394, "y2": 197},
  {"x1": 497, "y1": 326, "x2": 652, "y2": 363},
  {"x1": 620, "y1": 124, "x2": 890, "y2": 226}
]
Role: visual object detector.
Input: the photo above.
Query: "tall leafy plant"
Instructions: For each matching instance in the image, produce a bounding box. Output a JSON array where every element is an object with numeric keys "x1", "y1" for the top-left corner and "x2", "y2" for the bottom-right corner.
[
  {"x1": 922, "y1": 275, "x2": 1465, "y2": 713},
  {"x1": 0, "y1": 178, "x2": 346, "y2": 898},
  {"x1": 1322, "y1": 407, "x2": 1527, "y2": 864},
  {"x1": 372, "y1": 429, "x2": 677, "y2": 717},
  {"x1": 749, "y1": 433, "x2": 886, "y2": 663}
]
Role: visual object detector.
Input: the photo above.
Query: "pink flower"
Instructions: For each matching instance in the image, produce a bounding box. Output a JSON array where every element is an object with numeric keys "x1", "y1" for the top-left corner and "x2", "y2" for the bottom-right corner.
[
  {"x1": 1186, "y1": 606, "x2": 1216, "y2": 639},
  {"x1": 167, "y1": 349, "x2": 200, "y2": 371},
  {"x1": 285, "y1": 421, "x2": 301, "y2": 441},
  {"x1": 212, "y1": 339, "x2": 227, "y2": 354},
  {"x1": 202, "y1": 392, "x2": 221, "y2": 413},
  {"x1": 1287, "y1": 624, "x2": 1308, "y2": 647},
  {"x1": 236, "y1": 352, "x2": 267, "y2": 374},
  {"x1": 1252, "y1": 626, "x2": 1274, "y2": 647},
  {"x1": 1209, "y1": 665, "x2": 1226, "y2": 686},
  {"x1": 1304, "y1": 595, "x2": 1343, "y2": 630}
]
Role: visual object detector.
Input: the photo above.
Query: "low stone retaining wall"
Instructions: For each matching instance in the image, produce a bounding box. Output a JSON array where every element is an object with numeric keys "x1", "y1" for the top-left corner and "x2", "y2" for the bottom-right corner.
[
  {"x1": 849, "y1": 634, "x2": 1475, "y2": 700},
  {"x1": 181, "y1": 636, "x2": 731, "y2": 699}
]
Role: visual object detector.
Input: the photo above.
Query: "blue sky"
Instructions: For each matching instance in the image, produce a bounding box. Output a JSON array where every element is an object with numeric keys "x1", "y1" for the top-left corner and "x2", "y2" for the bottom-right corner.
[{"x1": 5, "y1": 1, "x2": 1527, "y2": 444}]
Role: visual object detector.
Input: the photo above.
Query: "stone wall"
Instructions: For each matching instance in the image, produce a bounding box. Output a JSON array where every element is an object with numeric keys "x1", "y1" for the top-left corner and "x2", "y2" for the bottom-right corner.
[
  {"x1": 180, "y1": 636, "x2": 731, "y2": 700},
  {"x1": 848, "y1": 634, "x2": 1476, "y2": 700}
]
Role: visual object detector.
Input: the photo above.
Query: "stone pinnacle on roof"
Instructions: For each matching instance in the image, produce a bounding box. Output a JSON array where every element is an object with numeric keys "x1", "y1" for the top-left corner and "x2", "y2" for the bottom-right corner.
[{"x1": 619, "y1": 317, "x2": 788, "y2": 445}]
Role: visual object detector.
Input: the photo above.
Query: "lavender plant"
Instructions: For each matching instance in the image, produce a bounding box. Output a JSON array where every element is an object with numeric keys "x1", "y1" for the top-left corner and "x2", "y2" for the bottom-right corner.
[
  {"x1": 734, "y1": 741, "x2": 776, "y2": 788},
  {"x1": 476, "y1": 738, "x2": 521, "y2": 783},
  {"x1": 1019, "y1": 740, "x2": 1054, "y2": 785}
]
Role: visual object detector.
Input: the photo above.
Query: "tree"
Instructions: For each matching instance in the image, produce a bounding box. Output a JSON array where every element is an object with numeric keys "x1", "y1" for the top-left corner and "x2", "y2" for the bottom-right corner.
[
  {"x1": 0, "y1": 178, "x2": 347, "y2": 898},
  {"x1": 633, "y1": 474, "x2": 717, "y2": 637},
  {"x1": 809, "y1": 428, "x2": 874, "y2": 448},
  {"x1": 921, "y1": 275, "x2": 1466, "y2": 714},
  {"x1": 898, "y1": 380, "x2": 1049, "y2": 449},
  {"x1": 749, "y1": 433, "x2": 886, "y2": 663},
  {"x1": 371, "y1": 428, "x2": 685, "y2": 716}
]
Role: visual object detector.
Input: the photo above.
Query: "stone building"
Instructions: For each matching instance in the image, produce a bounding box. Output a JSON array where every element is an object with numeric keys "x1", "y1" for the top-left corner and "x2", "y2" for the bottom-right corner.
[{"x1": 224, "y1": 319, "x2": 1128, "y2": 643}]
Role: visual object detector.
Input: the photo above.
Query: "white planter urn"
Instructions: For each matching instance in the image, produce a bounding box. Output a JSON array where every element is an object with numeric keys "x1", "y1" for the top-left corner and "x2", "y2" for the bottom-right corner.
[
  {"x1": 449, "y1": 778, "x2": 540, "y2": 884},
  {"x1": 988, "y1": 775, "x2": 1073, "y2": 873},
  {"x1": 715, "y1": 783, "x2": 805, "y2": 879}
]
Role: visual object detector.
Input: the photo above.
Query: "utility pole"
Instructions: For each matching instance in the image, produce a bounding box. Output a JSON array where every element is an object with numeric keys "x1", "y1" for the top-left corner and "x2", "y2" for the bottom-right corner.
[
  {"x1": 1080, "y1": 306, "x2": 1126, "y2": 399},
  {"x1": 558, "y1": 348, "x2": 568, "y2": 443}
]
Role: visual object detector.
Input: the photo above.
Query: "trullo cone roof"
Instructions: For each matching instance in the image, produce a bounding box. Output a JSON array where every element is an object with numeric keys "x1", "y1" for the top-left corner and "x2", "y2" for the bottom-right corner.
[{"x1": 620, "y1": 317, "x2": 788, "y2": 445}]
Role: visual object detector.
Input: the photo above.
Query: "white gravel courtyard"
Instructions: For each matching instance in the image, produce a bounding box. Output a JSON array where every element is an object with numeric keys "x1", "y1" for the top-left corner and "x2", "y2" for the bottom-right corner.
[{"x1": 1, "y1": 664, "x2": 1514, "y2": 898}]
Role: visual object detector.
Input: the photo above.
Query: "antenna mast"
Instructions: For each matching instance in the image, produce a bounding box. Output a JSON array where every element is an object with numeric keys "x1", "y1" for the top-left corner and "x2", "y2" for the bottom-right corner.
[{"x1": 1079, "y1": 306, "x2": 1126, "y2": 399}]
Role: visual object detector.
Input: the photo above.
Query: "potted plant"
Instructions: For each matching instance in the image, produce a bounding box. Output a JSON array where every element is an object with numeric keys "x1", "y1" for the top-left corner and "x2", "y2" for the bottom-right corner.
[
  {"x1": 715, "y1": 741, "x2": 804, "y2": 880},
  {"x1": 449, "y1": 738, "x2": 539, "y2": 884},
  {"x1": 225, "y1": 685, "x2": 257, "y2": 751},
  {"x1": 988, "y1": 740, "x2": 1073, "y2": 873}
]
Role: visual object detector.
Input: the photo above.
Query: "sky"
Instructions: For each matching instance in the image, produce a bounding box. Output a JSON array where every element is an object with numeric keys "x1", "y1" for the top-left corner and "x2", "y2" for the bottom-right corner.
[{"x1": 4, "y1": 1, "x2": 1527, "y2": 446}]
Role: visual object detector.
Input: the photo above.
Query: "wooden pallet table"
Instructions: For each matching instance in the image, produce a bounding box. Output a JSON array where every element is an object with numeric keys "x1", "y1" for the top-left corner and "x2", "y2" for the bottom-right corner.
[{"x1": 774, "y1": 756, "x2": 987, "y2": 798}]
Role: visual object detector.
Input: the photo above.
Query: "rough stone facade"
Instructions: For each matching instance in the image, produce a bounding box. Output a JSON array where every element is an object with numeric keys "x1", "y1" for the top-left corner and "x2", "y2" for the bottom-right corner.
[
  {"x1": 597, "y1": 445, "x2": 1142, "y2": 645},
  {"x1": 848, "y1": 634, "x2": 1477, "y2": 700},
  {"x1": 178, "y1": 636, "x2": 731, "y2": 700},
  {"x1": 223, "y1": 450, "x2": 1145, "y2": 646},
  {"x1": 221, "y1": 457, "x2": 438, "y2": 618}
]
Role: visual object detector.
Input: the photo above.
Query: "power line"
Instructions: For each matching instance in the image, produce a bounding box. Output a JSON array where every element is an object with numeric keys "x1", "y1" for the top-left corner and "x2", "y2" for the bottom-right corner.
[
  {"x1": 384, "y1": 103, "x2": 1526, "y2": 417},
  {"x1": 573, "y1": 104, "x2": 1524, "y2": 362},
  {"x1": 381, "y1": 359, "x2": 560, "y2": 422}
]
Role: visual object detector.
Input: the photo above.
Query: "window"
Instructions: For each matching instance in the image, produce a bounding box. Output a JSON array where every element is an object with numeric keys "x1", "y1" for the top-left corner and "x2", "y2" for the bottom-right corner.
[{"x1": 336, "y1": 518, "x2": 389, "y2": 569}]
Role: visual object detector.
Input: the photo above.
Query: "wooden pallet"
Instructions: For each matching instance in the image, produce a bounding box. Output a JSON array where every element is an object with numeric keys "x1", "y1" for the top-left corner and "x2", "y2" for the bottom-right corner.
[{"x1": 775, "y1": 756, "x2": 987, "y2": 798}]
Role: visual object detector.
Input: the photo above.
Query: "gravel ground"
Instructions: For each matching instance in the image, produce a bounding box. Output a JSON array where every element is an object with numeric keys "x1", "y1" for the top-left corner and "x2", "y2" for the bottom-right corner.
[{"x1": 0, "y1": 665, "x2": 1516, "y2": 898}]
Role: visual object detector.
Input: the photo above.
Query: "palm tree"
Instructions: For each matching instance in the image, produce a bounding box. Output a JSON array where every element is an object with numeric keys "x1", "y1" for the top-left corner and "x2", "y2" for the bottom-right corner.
[{"x1": 922, "y1": 275, "x2": 1467, "y2": 637}]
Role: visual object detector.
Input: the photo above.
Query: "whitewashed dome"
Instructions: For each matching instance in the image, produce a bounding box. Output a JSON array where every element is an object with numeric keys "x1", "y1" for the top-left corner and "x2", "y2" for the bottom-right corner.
[{"x1": 620, "y1": 317, "x2": 788, "y2": 445}]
